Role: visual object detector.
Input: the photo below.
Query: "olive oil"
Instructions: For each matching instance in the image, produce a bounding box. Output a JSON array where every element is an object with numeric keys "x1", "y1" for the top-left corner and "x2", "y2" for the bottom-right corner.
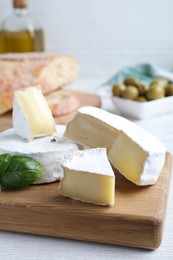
[
  {"x1": 0, "y1": 0, "x2": 44, "y2": 53},
  {"x1": 0, "y1": 30, "x2": 35, "y2": 53}
]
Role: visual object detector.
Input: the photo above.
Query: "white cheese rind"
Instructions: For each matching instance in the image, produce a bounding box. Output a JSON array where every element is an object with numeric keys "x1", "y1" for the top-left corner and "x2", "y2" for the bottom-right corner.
[
  {"x1": 62, "y1": 148, "x2": 114, "y2": 176},
  {"x1": 13, "y1": 86, "x2": 56, "y2": 141},
  {"x1": 60, "y1": 148, "x2": 115, "y2": 206},
  {"x1": 0, "y1": 125, "x2": 79, "y2": 184},
  {"x1": 64, "y1": 106, "x2": 166, "y2": 186},
  {"x1": 140, "y1": 152, "x2": 165, "y2": 185}
]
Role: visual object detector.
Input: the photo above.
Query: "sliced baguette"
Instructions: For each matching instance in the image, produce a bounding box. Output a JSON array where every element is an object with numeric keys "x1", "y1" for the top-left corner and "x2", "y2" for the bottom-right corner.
[
  {"x1": 46, "y1": 89, "x2": 80, "y2": 116},
  {"x1": 0, "y1": 53, "x2": 79, "y2": 115}
]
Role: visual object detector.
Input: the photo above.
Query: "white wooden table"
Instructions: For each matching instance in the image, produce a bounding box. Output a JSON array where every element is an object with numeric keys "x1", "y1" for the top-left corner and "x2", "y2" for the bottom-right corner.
[{"x1": 0, "y1": 78, "x2": 172, "y2": 260}]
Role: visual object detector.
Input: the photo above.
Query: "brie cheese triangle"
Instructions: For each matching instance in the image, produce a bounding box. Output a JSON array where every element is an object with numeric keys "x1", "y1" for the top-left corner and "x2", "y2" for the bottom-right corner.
[
  {"x1": 13, "y1": 86, "x2": 56, "y2": 141},
  {"x1": 64, "y1": 106, "x2": 166, "y2": 186},
  {"x1": 59, "y1": 148, "x2": 115, "y2": 206}
]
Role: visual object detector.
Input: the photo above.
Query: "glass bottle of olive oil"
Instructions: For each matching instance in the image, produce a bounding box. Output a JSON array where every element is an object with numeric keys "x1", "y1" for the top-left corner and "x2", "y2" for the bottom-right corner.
[{"x1": 0, "y1": 0, "x2": 44, "y2": 53}]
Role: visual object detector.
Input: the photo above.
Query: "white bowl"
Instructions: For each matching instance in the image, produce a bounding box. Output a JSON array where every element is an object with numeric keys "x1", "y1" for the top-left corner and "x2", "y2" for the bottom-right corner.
[{"x1": 112, "y1": 96, "x2": 173, "y2": 120}]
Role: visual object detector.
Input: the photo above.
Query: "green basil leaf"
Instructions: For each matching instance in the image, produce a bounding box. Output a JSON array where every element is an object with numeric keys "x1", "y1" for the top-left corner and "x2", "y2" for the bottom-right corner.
[
  {"x1": 0, "y1": 153, "x2": 11, "y2": 176},
  {"x1": 0, "y1": 155, "x2": 45, "y2": 189}
]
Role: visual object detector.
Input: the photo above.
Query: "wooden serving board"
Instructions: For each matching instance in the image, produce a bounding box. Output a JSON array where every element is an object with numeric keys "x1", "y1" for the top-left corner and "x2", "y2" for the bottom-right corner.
[
  {"x1": 0, "y1": 90, "x2": 172, "y2": 249},
  {"x1": 0, "y1": 153, "x2": 172, "y2": 250}
]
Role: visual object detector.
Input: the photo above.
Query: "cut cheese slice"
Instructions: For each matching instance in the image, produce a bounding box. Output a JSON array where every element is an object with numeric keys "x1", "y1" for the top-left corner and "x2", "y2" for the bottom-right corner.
[
  {"x1": 13, "y1": 86, "x2": 56, "y2": 141},
  {"x1": 64, "y1": 106, "x2": 166, "y2": 186},
  {"x1": 0, "y1": 125, "x2": 79, "y2": 184},
  {"x1": 59, "y1": 148, "x2": 115, "y2": 206}
]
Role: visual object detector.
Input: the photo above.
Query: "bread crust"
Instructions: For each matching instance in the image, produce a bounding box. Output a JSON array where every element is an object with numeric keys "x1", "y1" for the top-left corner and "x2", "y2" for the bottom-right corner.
[{"x1": 0, "y1": 53, "x2": 79, "y2": 115}]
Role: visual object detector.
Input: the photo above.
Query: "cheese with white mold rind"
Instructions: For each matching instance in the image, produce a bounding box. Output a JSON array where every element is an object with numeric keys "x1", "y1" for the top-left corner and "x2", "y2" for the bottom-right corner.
[
  {"x1": 59, "y1": 148, "x2": 115, "y2": 206},
  {"x1": 13, "y1": 86, "x2": 56, "y2": 141},
  {"x1": 108, "y1": 132, "x2": 165, "y2": 185},
  {"x1": 0, "y1": 125, "x2": 79, "y2": 184},
  {"x1": 64, "y1": 106, "x2": 166, "y2": 186}
]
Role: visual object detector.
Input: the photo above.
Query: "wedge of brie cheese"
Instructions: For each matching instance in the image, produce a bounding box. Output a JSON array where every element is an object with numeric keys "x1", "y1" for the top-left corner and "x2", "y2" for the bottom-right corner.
[
  {"x1": 64, "y1": 106, "x2": 166, "y2": 186},
  {"x1": 13, "y1": 86, "x2": 56, "y2": 141},
  {"x1": 59, "y1": 148, "x2": 115, "y2": 206},
  {"x1": 0, "y1": 125, "x2": 79, "y2": 184}
]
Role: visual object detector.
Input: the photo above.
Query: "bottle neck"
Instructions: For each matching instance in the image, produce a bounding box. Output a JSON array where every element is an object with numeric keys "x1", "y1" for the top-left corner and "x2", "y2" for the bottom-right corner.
[
  {"x1": 12, "y1": 0, "x2": 28, "y2": 16},
  {"x1": 13, "y1": 7, "x2": 28, "y2": 16}
]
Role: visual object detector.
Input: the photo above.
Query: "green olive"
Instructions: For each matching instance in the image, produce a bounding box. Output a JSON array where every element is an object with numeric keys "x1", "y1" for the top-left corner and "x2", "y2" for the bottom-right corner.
[
  {"x1": 121, "y1": 86, "x2": 139, "y2": 100},
  {"x1": 165, "y1": 84, "x2": 173, "y2": 96},
  {"x1": 146, "y1": 84, "x2": 165, "y2": 101},
  {"x1": 112, "y1": 83, "x2": 126, "y2": 96},
  {"x1": 135, "y1": 96, "x2": 147, "y2": 102},
  {"x1": 151, "y1": 78, "x2": 168, "y2": 89},
  {"x1": 136, "y1": 83, "x2": 147, "y2": 95},
  {"x1": 124, "y1": 77, "x2": 142, "y2": 87}
]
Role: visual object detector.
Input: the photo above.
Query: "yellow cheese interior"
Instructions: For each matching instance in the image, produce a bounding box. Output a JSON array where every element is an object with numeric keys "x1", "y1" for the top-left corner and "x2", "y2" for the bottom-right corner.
[
  {"x1": 108, "y1": 133, "x2": 148, "y2": 183},
  {"x1": 16, "y1": 87, "x2": 56, "y2": 138},
  {"x1": 60, "y1": 168, "x2": 115, "y2": 206},
  {"x1": 65, "y1": 113, "x2": 121, "y2": 149}
]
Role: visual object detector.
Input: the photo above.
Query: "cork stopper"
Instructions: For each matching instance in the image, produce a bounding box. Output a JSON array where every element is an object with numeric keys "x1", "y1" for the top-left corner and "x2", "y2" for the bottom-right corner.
[{"x1": 13, "y1": 0, "x2": 27, "y2": 8}]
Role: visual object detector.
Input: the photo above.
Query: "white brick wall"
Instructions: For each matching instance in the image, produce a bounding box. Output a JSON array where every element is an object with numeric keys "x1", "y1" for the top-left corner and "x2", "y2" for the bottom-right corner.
[{"x1": 1, "y1": 0, "x2": 173, "y2": 77}]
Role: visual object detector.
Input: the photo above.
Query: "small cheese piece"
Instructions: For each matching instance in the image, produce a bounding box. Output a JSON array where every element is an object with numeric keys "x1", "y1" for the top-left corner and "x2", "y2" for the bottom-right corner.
[
  {"x1": 64, "y1": 106, "x2": 166, "y2": 186},
  {"x1": 13, "y1": 86, "x2": 56, "y2": 140},
  {"x1": 59, "y1": 148, "x2": 115, "y2": 206},
  {"x1": 0, "y1": 125, "x2": 79, "y2": 184}
]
